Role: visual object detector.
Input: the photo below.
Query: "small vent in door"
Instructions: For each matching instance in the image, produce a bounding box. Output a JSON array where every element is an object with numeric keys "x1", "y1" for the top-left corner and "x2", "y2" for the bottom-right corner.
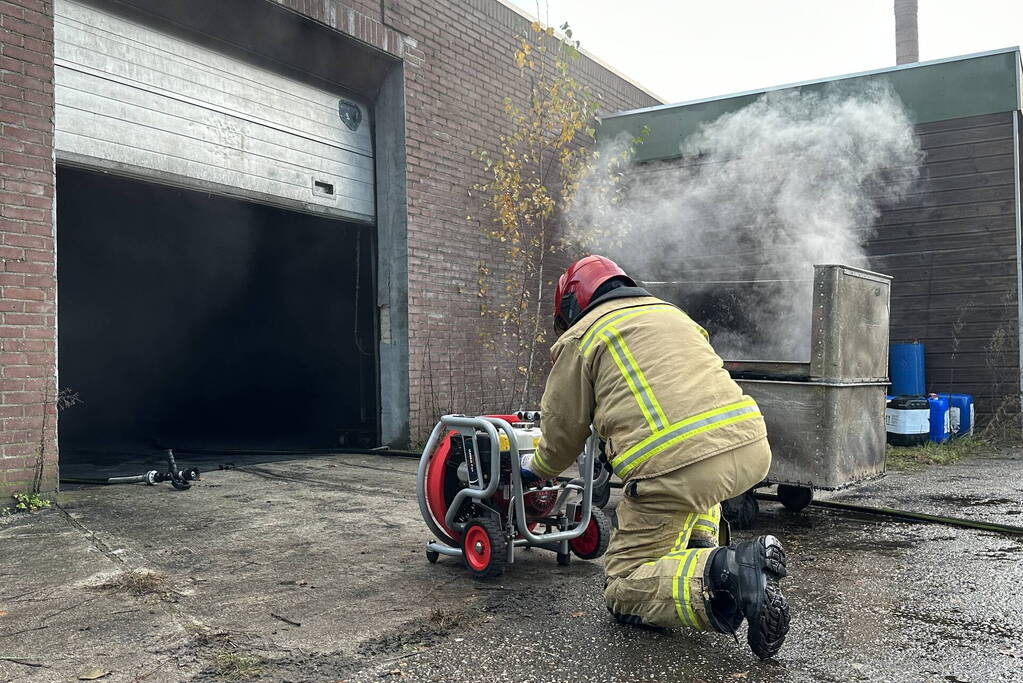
[{"x1": 313, "y1": 179, "x2": 336, "y2": 199}]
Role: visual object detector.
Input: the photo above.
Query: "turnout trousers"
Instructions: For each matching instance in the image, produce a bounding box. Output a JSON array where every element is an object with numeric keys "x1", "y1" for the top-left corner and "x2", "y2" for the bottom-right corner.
[{"x1": 603, "y1": 438, "x2": 772, "y2": 629}]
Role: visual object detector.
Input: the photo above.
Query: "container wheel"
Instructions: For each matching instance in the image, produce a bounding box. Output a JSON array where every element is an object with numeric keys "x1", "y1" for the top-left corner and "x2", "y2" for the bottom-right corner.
[
  {"x1": 777, "y1": 484, "x2": 813, "y2": 512},
  {"x1": 569, "y1": 507, "x2": 611, "y2": 560},
  {"x1": 592, "y1": 481, "x2": 612, "y2": 509},
  {"x1": 721, "y1": 490, "x2": 759, "y2": 530},
  {"x1": 425, "y1": 547, "x2": 440, "y2": 564},
  {"x1": 461, "y1": 518, "x2": 507, "y2": 579}
]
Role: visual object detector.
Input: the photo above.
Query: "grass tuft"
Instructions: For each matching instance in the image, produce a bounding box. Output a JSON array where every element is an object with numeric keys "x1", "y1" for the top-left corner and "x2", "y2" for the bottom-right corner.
[
  {"x1": 92, "y1": 569, "x2": 172, "y2": 598},
  {"x1": 885, "y1": 436, "x2": 990, "y2": 471},
  {"x1": 211, "y1": 653, "x2": 265, "y2": 681},
  {"x1": 428, "y1": 608, "x2": 462, "y2": 630}
]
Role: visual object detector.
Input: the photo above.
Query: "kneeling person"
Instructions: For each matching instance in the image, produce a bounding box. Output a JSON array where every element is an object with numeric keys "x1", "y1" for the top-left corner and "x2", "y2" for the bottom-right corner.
[{"x1": 520, "y1": 255, "x2": 790, "y2": 659}]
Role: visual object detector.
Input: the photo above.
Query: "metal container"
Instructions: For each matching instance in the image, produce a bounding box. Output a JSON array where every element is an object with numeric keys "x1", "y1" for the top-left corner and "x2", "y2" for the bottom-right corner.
[
  {"x1": 809, "y1": 265, "x2": 892, "y2": 382},
  {"x1": 736, "y1": 379, "x2": 888, "y2": 488},
  {"x1": 725, "y1": 265, "x2": 892, "y2": 490},
  {"x1": 723, "y1": 360, "x2": 810, "y2": 382}
]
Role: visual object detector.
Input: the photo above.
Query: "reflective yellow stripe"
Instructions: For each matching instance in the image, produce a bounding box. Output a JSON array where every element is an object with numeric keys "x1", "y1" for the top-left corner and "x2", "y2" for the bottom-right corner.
[
  {"x1": 671, "y1": 514, "x2": 699, "y2": 553},
  {"x1": 669, "y1": 514, "x2": 700, "y2": 628},
  {"x1": 671, "y1": 548, "x2": 703, "y2": 629},
  {"x1": 529, "y1": 449, "x2": 557, "y2": 478},
  {"x1": 626, "y1": 399, "x2": 758, "y2": 456},
  {"x1": 611, "y1": 399, "x2": 761, "y2": 477},
  {"x1": 579, "y1": 304, "x2": 678, "y2": 356},
  {"x1": 671, "y1": 552, "x2": 695, "y2": 625},
  {"x1": 681, "y1": 550, "x2": 705, "y2": 629},
  {"x1": 618, "y1": 413, "x2": 761, "y2": 477},
  {"x1": 599, "y1": 328, "x2": 666, "y2": 432},
  {"x1": 607, "y1": 328, "x2": 668, "y2": 428}
]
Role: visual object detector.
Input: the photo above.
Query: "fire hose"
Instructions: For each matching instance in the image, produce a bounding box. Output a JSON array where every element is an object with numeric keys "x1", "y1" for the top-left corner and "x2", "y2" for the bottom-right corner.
[
  {"x1": 59, "y1": 449, "x2": 200, "y2": 490},
  {"x1": 755, "y1": 492, "x2": 1023, "y2": 537}
]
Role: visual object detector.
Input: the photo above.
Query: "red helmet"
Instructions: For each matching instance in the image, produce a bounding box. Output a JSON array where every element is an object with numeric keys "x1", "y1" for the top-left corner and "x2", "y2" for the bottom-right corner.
[{"x1": 554, "y1": 255, "x2": 635, "y2": 331}]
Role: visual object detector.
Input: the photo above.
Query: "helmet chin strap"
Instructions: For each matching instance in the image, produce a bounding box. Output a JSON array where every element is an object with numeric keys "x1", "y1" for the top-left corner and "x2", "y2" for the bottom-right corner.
[{"x1": 556, "y1": 291, "x2": 580, "y2": 332}]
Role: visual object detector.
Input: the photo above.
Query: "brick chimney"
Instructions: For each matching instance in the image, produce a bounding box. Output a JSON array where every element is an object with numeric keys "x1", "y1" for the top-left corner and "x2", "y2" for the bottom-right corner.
[{"x1": 894, "y1": 0, "x2": 919, "y2": 64}]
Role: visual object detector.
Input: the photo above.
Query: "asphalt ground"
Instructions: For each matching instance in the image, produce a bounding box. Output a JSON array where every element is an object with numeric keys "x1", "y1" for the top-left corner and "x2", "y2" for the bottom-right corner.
[{"x1": 2, "y1": 447, "x2": 1021, "y2": 682}]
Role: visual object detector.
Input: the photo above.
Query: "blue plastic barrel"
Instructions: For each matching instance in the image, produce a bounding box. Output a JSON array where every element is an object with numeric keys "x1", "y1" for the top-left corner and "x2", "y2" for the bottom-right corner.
[
  {"x1": 889, "y1": 343, "x2": 925, "y2": 395},
  {"x1": 927, "y1": 394, "x2": 950, "y2": 443},
  {"x1": 937, "y1": 393, "x2": 975, "y2": 437}
]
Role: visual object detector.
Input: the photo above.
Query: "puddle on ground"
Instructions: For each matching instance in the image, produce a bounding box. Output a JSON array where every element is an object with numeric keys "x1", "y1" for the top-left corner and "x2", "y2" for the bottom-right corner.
[
  {"x1": 839, "y1": 537, "x2": 920, "y2": 553},
  {"x1": 894, "y1": 608, "x2": 1018, "y2": 640},
  {"x1": 927, "y1": 496, "x2": 1017, "y2": 507},
  {"x1": 979, "y1": 532, "x2": 1023, "y2": 545}
]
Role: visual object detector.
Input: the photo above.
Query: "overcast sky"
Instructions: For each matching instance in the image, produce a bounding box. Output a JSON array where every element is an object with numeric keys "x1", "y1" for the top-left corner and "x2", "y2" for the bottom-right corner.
[{"x1": 504, "y1": 0, "x2": 1023, "y2": 106}]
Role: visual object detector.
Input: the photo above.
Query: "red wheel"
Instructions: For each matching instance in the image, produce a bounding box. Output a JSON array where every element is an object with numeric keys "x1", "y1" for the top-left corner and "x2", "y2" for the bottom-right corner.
[
  {"x1": 464, "y1": 526, "x2": 491, "y2": 570},
  {"x1": 569, "y1": 507, "x2": 611, "y2": 560},
  {"x1": 461, "y1": 518, "x2": 507, "y2": 579}
]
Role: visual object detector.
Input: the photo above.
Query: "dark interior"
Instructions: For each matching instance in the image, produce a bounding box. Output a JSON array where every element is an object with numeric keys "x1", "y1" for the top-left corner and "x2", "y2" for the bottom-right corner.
[{"x1": 57, "y1": 167, "x2": 377, "y2": 464}]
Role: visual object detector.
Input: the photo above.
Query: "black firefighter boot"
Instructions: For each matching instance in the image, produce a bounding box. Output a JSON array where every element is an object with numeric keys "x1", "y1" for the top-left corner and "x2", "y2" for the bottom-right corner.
[{"x1": 704, "y1": 535, "x2": 790, "y2": 660}]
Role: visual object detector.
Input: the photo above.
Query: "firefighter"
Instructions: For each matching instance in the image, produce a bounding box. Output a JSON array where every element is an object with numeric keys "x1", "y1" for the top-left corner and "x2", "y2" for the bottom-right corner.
[{"x1": 519, "y1": 255, "x2": 790, "y2": 659}]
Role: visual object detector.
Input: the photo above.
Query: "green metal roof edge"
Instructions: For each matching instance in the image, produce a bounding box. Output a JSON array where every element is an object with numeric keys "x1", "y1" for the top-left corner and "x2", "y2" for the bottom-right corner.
[{"x1": 599, "y1": 47, "x2": 1023, "y2": 163}]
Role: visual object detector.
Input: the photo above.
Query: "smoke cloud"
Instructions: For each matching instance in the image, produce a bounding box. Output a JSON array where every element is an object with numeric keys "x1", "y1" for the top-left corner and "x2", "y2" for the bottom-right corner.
[{"x1": 571, "y1": 82, "x2": 922, "y2": 360}]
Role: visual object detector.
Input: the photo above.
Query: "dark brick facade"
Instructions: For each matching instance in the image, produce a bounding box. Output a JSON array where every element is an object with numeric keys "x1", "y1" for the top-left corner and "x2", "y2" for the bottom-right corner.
[
  {"x1": 273, "y1": 0, "x2": 660, "y2": 441},
  {"x1": 0, "y1": 0, "x2": 657, "y2": 493},
  {"x1": 0, "y1": 0, "x2": 57, "y2": 497}
]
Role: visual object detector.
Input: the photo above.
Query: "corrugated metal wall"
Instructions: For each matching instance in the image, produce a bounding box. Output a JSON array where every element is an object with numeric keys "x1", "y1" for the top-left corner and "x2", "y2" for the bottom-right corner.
[{"x1": 869, "y1": 112, "x2": 1019, "y2": 422}]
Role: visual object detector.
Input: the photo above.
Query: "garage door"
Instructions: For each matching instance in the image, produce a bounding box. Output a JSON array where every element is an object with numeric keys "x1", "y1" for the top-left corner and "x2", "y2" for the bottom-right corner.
[{"x1": 54, "y1": 0, "x2": 375, "y2": 223}]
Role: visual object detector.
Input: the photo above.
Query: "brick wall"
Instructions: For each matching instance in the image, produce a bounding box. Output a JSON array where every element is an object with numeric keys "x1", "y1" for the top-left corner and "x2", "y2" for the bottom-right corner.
[
  {"x1": 0, "y1": 0, "x2": 56, "y2": 497},
  {"x1": 273, "y1": 0, "x2": 659, "y2": 440},
  {"x1": 0, "y1": 0, "x2": 656, "y2": 495}
]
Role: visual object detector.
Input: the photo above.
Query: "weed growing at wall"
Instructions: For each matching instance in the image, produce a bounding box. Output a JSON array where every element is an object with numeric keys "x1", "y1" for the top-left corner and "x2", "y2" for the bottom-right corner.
[
  {"x1": 978, "y1": 292, "x2": 1022, "y2": 444},
  {"x1": 9, "y1": 492, "x2": 51, "y2": 513}
]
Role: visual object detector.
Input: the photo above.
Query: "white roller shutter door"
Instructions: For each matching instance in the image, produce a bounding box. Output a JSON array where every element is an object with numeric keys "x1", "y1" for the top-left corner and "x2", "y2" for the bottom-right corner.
[{"x1": 54, "y1": 0, "x2": 375, "y2": 223}]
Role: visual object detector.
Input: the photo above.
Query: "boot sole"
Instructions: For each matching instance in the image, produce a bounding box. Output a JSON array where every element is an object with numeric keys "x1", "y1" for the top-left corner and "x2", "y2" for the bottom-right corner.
[
  {"x1": 748, "y1": 578, "x2": 790, "y2": 660},
  {"x1": 744, "y1": 536, "x2": 790, "y2": 659},
  {"x1": 761, "y1": 534, "x2": 787, "y2": 579}
]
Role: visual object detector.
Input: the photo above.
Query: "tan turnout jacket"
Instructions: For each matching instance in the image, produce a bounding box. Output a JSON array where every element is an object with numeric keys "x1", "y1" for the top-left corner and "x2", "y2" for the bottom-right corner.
[{"x1": 529, "y1": 295, "x2": 767, "y2": 481}]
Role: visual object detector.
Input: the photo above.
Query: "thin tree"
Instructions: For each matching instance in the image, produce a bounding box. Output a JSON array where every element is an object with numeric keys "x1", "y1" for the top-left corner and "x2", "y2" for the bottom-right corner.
[{"x1": 475, "y1": 21, "x2": 628, "y2": 407}]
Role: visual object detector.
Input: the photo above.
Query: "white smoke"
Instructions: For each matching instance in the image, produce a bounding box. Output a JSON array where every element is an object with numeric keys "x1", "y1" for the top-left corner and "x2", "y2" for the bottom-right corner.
[{"x1": 571, "y1": 82, "x2": 922, "y2": 360}]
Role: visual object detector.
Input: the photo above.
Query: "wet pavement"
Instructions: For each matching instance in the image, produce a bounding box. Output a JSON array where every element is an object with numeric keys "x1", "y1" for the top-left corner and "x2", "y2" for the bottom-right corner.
[{"x1": 2, "y1": 447, "x2": 1022, "y2": 682}]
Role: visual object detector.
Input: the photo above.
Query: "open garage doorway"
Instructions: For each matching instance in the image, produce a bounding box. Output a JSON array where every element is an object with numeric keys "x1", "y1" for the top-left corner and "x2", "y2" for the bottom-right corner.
[{"x1": 57, "y1": 167, "x2": 378, "y2": 469}]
